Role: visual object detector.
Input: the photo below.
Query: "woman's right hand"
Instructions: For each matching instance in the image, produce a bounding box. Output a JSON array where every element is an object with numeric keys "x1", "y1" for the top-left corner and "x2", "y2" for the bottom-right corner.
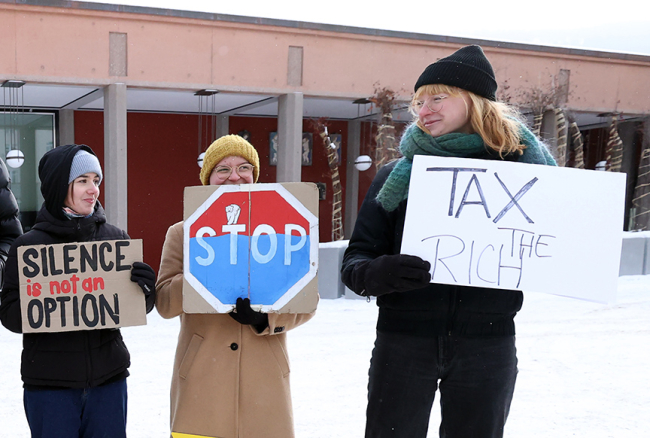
[
  {"x1": 361, "y1": 254, "x2": 432, "y2": 297},
  {"x1": 229, "y1": 297, "x2": 269, "y2": 333}
]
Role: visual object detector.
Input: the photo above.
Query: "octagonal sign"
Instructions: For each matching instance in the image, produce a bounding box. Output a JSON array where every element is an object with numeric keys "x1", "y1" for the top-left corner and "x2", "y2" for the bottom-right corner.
[{"x1": 183, "y1": 183, "x2": 318, "y2": 313}]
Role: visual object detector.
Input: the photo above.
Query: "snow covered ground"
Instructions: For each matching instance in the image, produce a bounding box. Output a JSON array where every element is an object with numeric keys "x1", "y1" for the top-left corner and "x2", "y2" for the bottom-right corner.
[{"x1": 1, "y1": 276, "x2": 649, "y2": 437}]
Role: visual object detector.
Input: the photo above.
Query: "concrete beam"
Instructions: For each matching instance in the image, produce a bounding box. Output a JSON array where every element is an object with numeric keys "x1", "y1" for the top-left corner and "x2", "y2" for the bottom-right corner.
[
  {"x1": 276, "y1": 92, "x2": 303, "y2": 182},
  {"x1": 220, "y1": 97, "x2": 277, "y2": 116},
  {"x1": 103, "y1": 83, "x2": 128, "y2": 231},
  {"x1": 62, "y1": 88, "x2": 103, "y2": 110}
]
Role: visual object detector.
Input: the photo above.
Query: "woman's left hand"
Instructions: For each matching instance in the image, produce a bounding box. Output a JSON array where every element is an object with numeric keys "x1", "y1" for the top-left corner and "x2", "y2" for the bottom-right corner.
[{"x1": 131, "y1": 261, "x2": 156, "y2": 312}]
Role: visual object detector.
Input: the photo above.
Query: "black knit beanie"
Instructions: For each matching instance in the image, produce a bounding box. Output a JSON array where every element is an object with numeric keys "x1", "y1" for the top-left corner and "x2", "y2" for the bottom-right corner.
[{"x1": 414, "y1": 45, "x2": 497, "y2": 101}]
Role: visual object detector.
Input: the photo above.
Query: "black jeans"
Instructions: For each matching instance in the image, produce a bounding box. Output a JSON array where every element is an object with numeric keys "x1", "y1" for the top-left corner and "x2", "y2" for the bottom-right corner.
[{"x1": 365, "y1": 331, "x2": 517, "y2": 438}]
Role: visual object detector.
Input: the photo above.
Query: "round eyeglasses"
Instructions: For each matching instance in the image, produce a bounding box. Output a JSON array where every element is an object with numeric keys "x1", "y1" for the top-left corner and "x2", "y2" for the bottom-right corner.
[
  {"x1": 213, "y1": 163, "x2": 255, "y2": 180},
  {"x1": 413, "y1": 95, "x2": 448, "y2": 113}
]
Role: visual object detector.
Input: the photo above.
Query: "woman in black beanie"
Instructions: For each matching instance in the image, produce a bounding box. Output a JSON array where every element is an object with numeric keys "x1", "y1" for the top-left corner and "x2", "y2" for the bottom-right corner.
[
  {"x1": 0, "y1": 144, "x2": 156, "y2": 438},
  {"x1": 342, "y1": 45, "x2": 556, "y2": 438}
]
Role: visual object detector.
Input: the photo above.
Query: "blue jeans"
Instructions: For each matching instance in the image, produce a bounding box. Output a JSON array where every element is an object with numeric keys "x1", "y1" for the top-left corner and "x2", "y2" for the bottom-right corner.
[
  {"x1": 24, "y1": 378, "x2": 128, "y2": 438},
  {"x1": 365, "y1": 332, "x2": 517, "y2": 438}
]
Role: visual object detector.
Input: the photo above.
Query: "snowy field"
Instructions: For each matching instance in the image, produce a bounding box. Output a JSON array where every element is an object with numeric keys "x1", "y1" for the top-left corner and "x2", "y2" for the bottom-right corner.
[{"x1": 1, "y1": 276, "x2": 649, "y2": 437}]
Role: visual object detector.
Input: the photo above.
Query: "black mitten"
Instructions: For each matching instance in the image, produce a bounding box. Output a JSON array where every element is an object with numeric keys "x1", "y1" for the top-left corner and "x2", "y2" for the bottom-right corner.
[
  {"x1": 362, "y1": 254, "x2": 431, "y2": 297},
  {"x1": 130, "y1": 261, "x2": 156, "y2": 313},
  {"x1": 229, "y1": 297, "x2": 269, "y2": 333}
]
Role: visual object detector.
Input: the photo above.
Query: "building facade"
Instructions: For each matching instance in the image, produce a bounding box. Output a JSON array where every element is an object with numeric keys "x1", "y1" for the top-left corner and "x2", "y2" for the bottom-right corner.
[{"x1": 2, "y1": 0, "x2": 649, "y2": 267}]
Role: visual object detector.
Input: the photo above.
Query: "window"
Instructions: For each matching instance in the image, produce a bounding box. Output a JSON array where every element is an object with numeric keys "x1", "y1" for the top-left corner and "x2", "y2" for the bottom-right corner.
[{"x1": 1, "y1": 112, "x2": 55, "y2": 231}]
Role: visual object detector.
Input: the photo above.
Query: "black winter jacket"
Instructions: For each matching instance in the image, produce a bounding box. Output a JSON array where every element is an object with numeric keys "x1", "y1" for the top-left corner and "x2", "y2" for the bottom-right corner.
[
  {"x1": 0, "y1": 143, "x2": 154, "y2": 388},
  {"x1": 0, "y1": 158, "x2": 23, "y2": 288},
  {"x1": 0, "y1": 204, "x2": 138, "y2": 388},
  {"x1": 341, "y1": 161, "x2": 523, "y2": 337}
]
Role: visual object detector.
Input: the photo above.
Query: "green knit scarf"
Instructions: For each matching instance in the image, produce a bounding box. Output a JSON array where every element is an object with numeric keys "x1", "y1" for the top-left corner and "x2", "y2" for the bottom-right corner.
[{"x1": 376, "y1": 122, "x2": 557, "y2": 211}]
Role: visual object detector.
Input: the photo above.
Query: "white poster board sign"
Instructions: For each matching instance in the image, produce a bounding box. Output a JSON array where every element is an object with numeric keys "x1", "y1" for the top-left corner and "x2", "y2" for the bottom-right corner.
[{"x1": 401, "y1": 156, "x2": 626, "y2": 303}]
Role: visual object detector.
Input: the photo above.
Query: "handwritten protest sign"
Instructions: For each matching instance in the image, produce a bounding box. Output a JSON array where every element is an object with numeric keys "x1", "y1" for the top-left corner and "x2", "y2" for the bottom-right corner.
[
  {"x1": 401, "y1": 156, "x2": 626, "y2": 303},
  {"x1": 18, "y1": 239, "x2": 147, "y2": 333},
  {"x1": 182, "y1": 182, "x2": 319, "y2": 314}
]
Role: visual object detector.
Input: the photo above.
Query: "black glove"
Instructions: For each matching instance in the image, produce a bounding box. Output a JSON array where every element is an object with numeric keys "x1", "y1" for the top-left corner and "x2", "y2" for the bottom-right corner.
[
  {"x1": 131, "y1": 261, "x2": 156, "y2": 313},
  {"x1": 229, "y1": 297, "x2": 269, "y2": 333},
  {"x1": 362, "y1": 254, "x2": 431, "y2": 297}
]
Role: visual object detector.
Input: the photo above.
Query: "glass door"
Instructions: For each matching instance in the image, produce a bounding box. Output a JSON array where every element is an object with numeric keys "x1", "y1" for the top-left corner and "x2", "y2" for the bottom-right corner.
[{"x1": 1, "y1": 112, "x2": 55, "y2": 231}]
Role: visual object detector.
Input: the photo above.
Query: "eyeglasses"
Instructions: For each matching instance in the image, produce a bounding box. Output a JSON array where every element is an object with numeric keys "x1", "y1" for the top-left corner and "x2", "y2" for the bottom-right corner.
[
  {"x1": 413, "y1": 95, "x2": 448, "y2": 113},
  {"x1": 213, "y1": 163, "x2": 255, "y2": 180}
]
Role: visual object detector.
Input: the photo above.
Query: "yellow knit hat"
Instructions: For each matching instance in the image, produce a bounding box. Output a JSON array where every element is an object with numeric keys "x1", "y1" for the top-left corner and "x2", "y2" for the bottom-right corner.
[{"x1": 199, "y1": 134, "x2": 260, "y2": 185}]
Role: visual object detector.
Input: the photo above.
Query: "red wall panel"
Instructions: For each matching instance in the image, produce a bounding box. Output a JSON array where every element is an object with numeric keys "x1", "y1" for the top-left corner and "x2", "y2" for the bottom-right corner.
[
  {"x1": 74, "y1": 111, "x2": 105, "y2": 206},
  {"x1": 74, "y1": 111, "x2": 364, "y2": 271}
]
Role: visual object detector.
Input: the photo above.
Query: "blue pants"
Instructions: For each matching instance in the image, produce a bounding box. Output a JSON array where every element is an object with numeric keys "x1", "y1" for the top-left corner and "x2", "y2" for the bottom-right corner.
[
  {"x1": 365, "y1": 332, "x2": 517, "y2": 438},
  {"x1": 24, "y1": 378, "x2": 128, "y2": 438}
]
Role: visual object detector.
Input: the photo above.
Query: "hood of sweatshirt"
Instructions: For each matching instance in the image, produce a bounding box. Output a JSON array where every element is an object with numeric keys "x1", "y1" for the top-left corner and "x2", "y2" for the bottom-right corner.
[{"x1": 38, "y1": 144, "x2": 98, "y2": 221}]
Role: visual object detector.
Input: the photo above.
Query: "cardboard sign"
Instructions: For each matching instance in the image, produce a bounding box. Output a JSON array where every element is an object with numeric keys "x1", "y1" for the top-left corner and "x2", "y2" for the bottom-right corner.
[
  {"x1": 18, "y1": 239, "x2": 147, "y2": 333},
  {"x1": 401, "y1": 156, "x2": 626, "y2": 303},
  {"x1": 182, "y1": 182, "x2": 319, "y2": 314}
]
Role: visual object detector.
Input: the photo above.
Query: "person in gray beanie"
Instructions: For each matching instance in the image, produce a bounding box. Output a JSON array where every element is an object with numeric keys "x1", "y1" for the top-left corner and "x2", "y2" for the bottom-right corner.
[
  {"x1": 0, "y1": 144, "x2": 156, "y2": 438},
  {"x1": 342, "y1": 45, "x2": 556, "y2": 438}
]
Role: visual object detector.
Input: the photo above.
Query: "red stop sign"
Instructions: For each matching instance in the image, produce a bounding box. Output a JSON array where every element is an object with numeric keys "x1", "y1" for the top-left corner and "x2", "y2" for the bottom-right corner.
[{"x1": 184, "y1": 183, "x2": 318, "y2": 313}]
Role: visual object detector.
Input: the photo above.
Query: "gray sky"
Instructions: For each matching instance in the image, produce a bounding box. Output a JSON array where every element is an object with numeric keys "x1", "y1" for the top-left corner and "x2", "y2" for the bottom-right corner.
[{"x1": 81, "y1": 0, "x2": 650, "y2": 56}]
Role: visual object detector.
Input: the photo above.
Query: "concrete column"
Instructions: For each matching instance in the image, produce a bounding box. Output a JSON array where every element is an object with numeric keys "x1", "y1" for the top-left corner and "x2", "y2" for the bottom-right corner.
[
  {"x1": 344, "y1": 120, "x2": 361, "y2": 239},
  {"x1": 540, "y1": 109, "x2": 558, "y2": 159},
  {"x1": 619, "y1": 121, "x2": 639, "y2": 230},
  {"x1": 216, "y1": 115, "x2": 229, "y2": 138},
  {"x1": 550, "y1": 109, "x2": 569, "y2": 166},
  {"x1": 277, "y1": 92, "x2": 303, "y2": 182},
  {"x1": 59, "y1": 110, "x2": 75, "y2": 146},
  {"x1": 103, "y1": 83, "x2": 128, "y2": 231},
  {"x1": 619, "y1": 121, "x2": 638, "y2": 177}
]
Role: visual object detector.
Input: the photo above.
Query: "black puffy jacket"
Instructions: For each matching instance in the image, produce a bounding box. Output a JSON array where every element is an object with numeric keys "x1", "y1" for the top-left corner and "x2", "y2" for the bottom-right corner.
[
  {"x1": 0, "y1": 158, "x2": 23, "y2": 288},
  {"x1": 0, "y1": 144, "x2": 152, "y2": 388},
  {"x1": 341, "y1": 160, "x2": 523, "y2": 337},
  {"x1": 0, "y1": 204, "x2": 136, "y2": 388}
]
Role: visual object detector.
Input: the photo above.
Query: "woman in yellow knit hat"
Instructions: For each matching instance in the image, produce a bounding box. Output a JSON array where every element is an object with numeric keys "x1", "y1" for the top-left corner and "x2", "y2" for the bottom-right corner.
[{"x1": 155, "y1": 135, "x2": 315, "y2": 438}]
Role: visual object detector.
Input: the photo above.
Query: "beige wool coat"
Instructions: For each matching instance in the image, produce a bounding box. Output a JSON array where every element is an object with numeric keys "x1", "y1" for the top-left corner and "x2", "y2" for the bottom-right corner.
[{"x1": 156, "y1": 222, "x2": 316, "y2": 438}]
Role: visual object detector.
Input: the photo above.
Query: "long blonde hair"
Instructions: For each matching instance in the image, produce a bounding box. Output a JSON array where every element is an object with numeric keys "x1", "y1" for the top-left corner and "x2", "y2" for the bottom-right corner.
[{"x1": 411, "y1": 84, "x2": 526, "y2": 157}]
